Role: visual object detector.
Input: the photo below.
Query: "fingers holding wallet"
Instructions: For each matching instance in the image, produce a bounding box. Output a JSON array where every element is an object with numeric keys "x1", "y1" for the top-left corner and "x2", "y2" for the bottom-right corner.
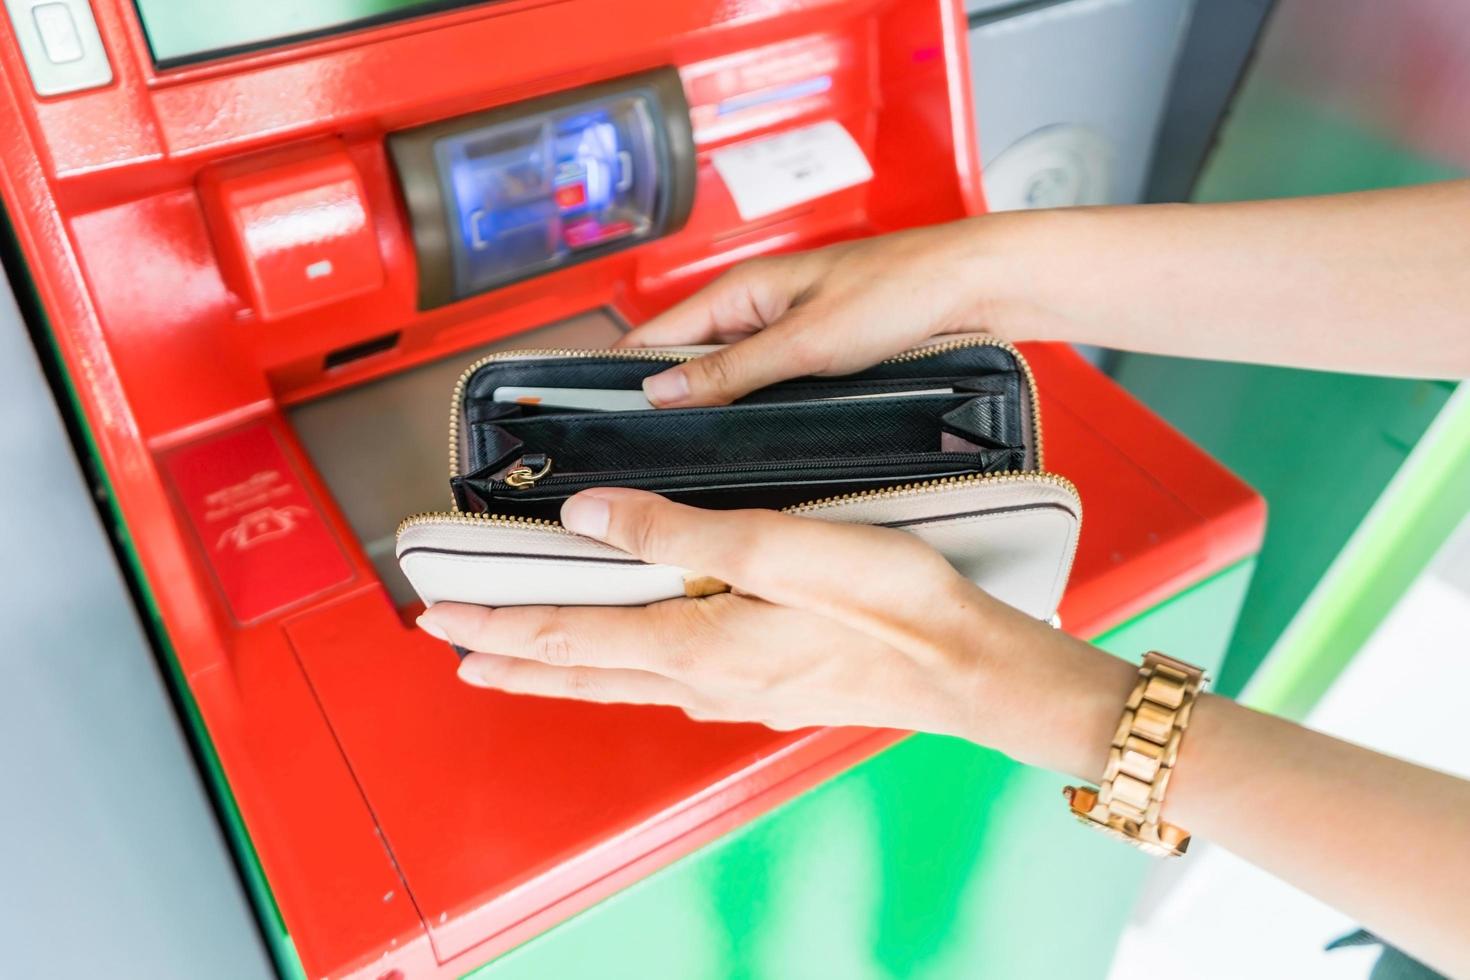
[
  {"x1": 557, "y1": 487, "x2": 981, "y2": 658},
  {"x1": 417, "y1": 489, "x2": 1004, "y2": 735},
  {"x1": 454, "y1": 650, "x2": 700, "y2": 710},
  {"x1": 428, "y1": 589, "x2": 986, "y2": 736}
]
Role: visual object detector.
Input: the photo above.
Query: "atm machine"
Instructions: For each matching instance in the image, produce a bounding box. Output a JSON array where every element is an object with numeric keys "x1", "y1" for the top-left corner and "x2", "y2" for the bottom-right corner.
[{"x1": 0, "y1": 1, "x2": 1263, "y2": 977}]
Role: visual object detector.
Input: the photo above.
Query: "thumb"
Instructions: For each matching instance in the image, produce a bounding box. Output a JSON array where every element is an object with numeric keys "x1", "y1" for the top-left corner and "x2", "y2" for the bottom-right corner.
[{"x1": 558, "y1": 487, "x2": 974, "y2": 657}]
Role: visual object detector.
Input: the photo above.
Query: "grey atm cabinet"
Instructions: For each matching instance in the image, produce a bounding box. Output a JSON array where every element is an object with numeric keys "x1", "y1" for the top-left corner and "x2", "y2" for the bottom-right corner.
[
  {"x1": 966, "y1": 0, "x2": 1193, "y2": 210},
  {"x1": 0, "y1": 262, "x2": 274, "y2": 976}
]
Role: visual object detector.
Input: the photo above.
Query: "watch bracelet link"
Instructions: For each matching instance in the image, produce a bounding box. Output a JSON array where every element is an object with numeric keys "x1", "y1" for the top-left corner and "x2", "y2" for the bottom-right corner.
[{"x1": 1064, "y1": 651, "x2": 1206, "y2": 858}]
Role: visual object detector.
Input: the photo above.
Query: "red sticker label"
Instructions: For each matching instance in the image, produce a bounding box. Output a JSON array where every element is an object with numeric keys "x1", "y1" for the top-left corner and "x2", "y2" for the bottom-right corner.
[{"x1": 163, "y1": 424, "x2": 353, "y2": 623}]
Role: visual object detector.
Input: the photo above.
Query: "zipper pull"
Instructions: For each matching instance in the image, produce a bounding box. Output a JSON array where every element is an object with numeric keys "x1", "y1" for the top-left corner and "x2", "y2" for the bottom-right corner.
[{"x1": 504, "y1": 453, "x2": 553, "y2": 489}]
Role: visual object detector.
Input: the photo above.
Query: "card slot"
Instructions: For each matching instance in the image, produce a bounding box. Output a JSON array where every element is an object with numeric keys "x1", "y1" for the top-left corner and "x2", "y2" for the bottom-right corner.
[
  {"x1": 468, "y1": 376, "x2": 985, "y2": 420},
  {"x1": 738, "y1": 374, "x2": 1001, "y2": 404},
  {"x1": 493, "y1": 389, "x2": 969, "y2": 425},
  {"x1": 460, "y1": 343, "x2": 1025, "y2": 419}
]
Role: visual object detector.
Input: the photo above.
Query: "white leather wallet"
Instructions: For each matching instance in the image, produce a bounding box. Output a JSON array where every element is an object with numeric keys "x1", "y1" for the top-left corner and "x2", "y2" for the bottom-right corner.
[{"x1": 396, "y1": 336, "x2": 1080, "y2": 620}]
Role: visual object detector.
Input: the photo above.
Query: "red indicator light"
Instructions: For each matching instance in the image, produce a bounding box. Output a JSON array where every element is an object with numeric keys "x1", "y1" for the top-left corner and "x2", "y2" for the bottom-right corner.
[{"x1": 555, "y1": 183, "x2": 587, "y2": 209}]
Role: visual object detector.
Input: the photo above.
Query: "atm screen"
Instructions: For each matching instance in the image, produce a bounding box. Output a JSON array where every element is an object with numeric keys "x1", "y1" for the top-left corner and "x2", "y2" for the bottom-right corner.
[{"x1": 133, "y1": 0, "x2": 492, "y2": 66}]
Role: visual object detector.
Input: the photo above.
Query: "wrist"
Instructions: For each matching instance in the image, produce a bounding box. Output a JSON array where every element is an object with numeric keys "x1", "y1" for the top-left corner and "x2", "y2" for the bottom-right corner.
[
  {"x1": 936, "y1": 209, "x2": 1069, "y2": 341},
  {"x1": 1016, "y1": 638, "x2": 1138, "y2": 781},
  {"x1": 956, "y1": 608, "x2": 1137, "y2": 780}
]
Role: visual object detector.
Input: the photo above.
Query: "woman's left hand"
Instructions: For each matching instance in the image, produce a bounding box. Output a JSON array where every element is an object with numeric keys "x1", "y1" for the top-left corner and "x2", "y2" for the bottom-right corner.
[{"x1": 416, "y1": 488, "x2": 1132, "y2": 776}]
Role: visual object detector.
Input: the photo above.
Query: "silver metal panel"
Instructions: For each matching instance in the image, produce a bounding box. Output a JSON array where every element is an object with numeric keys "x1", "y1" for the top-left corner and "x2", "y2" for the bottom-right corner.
[
  {"x1": 0, "y1": 270, "x2": 272, "y2": 976},
  {"x1": 969, "y1": 0, "x2": 1193, "y2": 208},
  {"x1": 290, "y1": 309, "x2": 626, "y2": 607},
  {"x1": 4, "y1": 0, "x2": 112, "y2": 96}
]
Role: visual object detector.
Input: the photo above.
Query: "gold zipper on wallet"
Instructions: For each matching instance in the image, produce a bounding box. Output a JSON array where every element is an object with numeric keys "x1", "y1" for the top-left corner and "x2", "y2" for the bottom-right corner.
[
  {"x1": 398, "y1": 336, "x2": 1070, "y2": 540},
  {"x1": 396, "y1": 469, "x2": 1081, "y2": 537},
  {"x1": 503, "y1": 454, "x2": 553, "y2": 488}
]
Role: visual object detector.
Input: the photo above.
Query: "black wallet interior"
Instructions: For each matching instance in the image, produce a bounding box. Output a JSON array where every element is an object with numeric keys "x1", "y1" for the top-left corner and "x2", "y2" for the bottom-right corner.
[{"x1": 453, "y1": 343, "x2": 1032, "y2": 520}]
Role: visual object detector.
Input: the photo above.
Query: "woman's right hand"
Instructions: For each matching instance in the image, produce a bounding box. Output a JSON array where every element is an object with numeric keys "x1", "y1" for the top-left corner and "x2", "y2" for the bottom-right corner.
[
  {"x1": 622, "y1": 181, "x2": 1470, "y2": 395},
  {"x1": 618, "y1": 219, "x2": 1018, "y2": 406}
]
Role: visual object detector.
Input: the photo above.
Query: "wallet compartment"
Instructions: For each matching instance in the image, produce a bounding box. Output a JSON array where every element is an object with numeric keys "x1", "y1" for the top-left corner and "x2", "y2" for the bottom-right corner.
[
  {"x1": 450, "y1": 338, "x2": 1038, "y2": 518},
  {"x1": 457, "y1": 389, "x2": 1024, "y2": 516},
  {"x1": 481, "y1": 392, "x2": 1009, "y2": 467}
]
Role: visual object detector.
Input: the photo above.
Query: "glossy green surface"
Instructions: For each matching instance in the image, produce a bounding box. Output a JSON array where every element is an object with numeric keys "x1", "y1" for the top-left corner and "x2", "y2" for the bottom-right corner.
[
  {"x1": 469, "y1": 559, "x2": 1255, "y2": 980},
  {"x1": 133, "y1": 0, "x2": 487, "y2": 64},
  {"x1": 1113, "y1": 82, "x2": 1462, "y2": 698},
  {"x1": 1247, "y1": 389, "x2": 1470, "y2": 720}
]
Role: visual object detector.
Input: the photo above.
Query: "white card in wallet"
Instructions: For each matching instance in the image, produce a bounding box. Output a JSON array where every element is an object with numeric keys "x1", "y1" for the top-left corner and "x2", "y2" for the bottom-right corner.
[{"x1": 397, "y1": 338, "x2": 1080, "y2": 621}]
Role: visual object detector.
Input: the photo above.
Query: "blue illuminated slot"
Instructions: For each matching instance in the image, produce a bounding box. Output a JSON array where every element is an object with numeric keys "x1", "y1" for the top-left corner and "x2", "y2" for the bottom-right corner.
[{"x1": 433, "y1": 91, "x2": 661, "y2": 295}]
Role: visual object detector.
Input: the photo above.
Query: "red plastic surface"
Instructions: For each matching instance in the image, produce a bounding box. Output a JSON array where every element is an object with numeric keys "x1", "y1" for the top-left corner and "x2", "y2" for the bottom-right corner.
[
  {"x1": 202, "y1": 145, "x2": 384, "y2": 321},
  {"x1": 161, "y1": 424, "x2": 356, "y2": 622},
  {"x1": 0, "y1": 2, "x2": 1262, "y2": 978},
  {"x1": 281, "y1": 342, "x2": 1264, "y2": 970}
]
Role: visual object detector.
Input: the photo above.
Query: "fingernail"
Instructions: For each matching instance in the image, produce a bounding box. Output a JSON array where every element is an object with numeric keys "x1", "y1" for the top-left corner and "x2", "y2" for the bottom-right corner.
[
  {"x1": 643, "y1": 368, "x2": 690, "y2": 406},
  {"x1": 416, "y1": 614, "x2": 449, "y2": 642},
  {"x1": 561, "y1": 494, "x2": 611, "y2": 538},
  {"x1": 457, "y1": 656, "x2": 493, "y2": 688}
]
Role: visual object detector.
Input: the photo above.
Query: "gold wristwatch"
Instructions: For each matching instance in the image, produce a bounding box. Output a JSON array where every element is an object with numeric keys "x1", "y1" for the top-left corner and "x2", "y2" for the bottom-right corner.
[{"x1": 1064, "y1": 651, "x2": 1206, "y2": 858}]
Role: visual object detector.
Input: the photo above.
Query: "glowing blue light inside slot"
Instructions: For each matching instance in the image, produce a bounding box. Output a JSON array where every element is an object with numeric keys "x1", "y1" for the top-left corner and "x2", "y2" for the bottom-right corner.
[
  {"x1": 439, "y1": 120, "x2": 558, "y2": 286},
  {"x1": 433, "y1": 90, "x2": 660, "y2": 296}
]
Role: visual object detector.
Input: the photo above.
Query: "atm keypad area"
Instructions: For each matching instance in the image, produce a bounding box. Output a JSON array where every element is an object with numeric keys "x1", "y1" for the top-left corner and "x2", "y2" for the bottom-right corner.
[{"x1": 0, "y1": 2, "x2": 1263, "y2": 978}]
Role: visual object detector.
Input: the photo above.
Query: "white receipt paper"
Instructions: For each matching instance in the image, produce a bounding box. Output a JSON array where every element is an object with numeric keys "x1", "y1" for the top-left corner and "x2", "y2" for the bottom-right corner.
[{"x1": 711, "y1": 120, "x2": 874, "y2": 221}]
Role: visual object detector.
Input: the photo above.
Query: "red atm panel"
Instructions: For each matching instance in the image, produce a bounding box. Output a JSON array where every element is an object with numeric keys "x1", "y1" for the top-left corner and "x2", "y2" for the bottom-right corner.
[
  {"x1": 0, "y1": 1, "x2": 1262, "y2": 978},
  {"x1": 202, "y1": 146, "x2": 385, "y2": 321}
]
